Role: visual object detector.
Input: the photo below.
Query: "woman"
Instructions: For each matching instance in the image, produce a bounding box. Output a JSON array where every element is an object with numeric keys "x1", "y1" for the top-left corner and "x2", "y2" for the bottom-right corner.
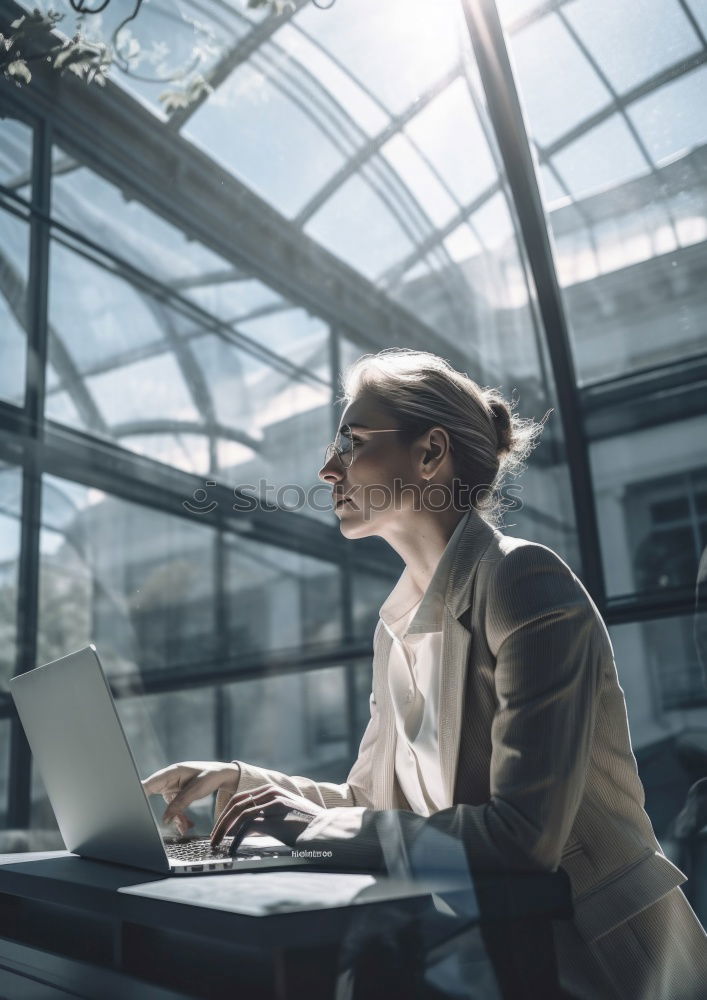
[{"x1": 144, "y1": 349, "x2": 707, "y2": 998}]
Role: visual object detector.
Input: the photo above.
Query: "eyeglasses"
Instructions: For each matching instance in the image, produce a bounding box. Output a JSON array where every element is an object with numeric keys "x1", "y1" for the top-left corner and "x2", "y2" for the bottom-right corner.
[{"x1": 323, "y1": 426, "x2": 403, "y2": 469}]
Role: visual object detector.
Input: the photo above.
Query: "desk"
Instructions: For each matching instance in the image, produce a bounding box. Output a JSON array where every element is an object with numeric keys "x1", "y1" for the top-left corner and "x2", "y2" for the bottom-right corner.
[{"x1": 0, "y1": 851, "x2": 573, "y2": 999}]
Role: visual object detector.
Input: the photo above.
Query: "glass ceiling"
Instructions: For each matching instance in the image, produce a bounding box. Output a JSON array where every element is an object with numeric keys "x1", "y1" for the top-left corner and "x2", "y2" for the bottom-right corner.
[
  {"x1": 69, "y1": 0, "x2": 703, "y2": 227},
  {"x1": 6, "y1": 0, "x2": 706, "y2": 282},
  {"x1": 3, "y1": 0, "x2": 706, "y2": 465}
]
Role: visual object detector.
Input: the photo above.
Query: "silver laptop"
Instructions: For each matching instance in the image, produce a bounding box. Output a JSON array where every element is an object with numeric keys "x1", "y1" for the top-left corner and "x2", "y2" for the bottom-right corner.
[{"x1": 9, "y1": 645, "x2": 307, "y2": 875}]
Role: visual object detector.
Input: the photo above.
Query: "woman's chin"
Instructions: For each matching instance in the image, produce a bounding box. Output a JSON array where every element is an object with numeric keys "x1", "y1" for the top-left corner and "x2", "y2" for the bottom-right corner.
[{"x1": 338, "y1": 511, "x2": 372, "y2": 538}]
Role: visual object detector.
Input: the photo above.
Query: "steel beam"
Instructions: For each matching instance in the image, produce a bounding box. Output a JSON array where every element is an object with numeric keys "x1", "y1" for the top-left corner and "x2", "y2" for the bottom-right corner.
[
  {"x1": 0, "y1": 58, "x2": 458, "y2": 371},
  {"x1": 7, "y1": 115, "x2": 51, "y2": 828},
  {"x1": 461, "y1": 0, "x2": 606, "y2": 607}
]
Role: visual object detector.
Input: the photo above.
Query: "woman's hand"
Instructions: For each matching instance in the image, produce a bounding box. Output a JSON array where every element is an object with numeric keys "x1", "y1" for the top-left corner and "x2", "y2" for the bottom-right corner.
[
  {"x1": 210, "y1": 783, "x2": 325, "y2": 851},
  {"x1": 141, "y1": 761, "x2": 241, "y2": 837}
]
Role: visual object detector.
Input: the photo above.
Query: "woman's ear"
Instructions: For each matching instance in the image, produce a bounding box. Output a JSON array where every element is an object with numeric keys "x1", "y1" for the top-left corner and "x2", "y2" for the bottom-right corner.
[{"x1": 420, "y1": 427, "x2": 451, "y2": 478}]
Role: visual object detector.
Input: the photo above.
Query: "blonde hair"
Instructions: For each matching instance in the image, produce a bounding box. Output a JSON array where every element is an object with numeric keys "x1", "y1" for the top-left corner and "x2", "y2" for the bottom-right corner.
[{"x1": 339, "y1": 348, "x2": 552, "y2": 526}]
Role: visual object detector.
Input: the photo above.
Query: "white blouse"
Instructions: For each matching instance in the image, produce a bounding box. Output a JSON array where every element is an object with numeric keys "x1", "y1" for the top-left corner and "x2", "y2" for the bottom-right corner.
[{"x1": 378, "y1": 512, "x2": 471, "y2": 816}]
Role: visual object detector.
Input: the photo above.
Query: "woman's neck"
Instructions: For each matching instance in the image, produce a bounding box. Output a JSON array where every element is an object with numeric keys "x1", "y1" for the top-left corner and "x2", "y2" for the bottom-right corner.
[{"x1": 383, "y1": 508, "x2": 469, "y2": 594}]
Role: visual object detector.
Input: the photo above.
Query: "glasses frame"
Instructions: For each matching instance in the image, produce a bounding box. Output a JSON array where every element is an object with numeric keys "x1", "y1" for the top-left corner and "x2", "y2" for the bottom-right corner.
[{"x1": 323, "y1": 426, "x2": 403, "y2": 469}]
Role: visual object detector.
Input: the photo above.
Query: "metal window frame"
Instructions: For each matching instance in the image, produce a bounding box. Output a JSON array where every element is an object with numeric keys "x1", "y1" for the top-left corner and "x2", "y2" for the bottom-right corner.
[
  {"x1": 1, "y1": 0, "x2": 705, "y2": 827},
  {"x1": 461, "y1": 0, "x2": 606, "y2": 607}
]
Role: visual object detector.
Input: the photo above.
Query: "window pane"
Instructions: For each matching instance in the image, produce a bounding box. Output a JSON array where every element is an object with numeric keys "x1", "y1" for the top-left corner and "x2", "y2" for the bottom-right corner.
[
  {"x1": 563, "y1": 0, "x2": 700, "y2": 95},
  {"x1": 610, "y1": 613, "x2": 707, "y2": 843},
  {"x1": 46, "y1": 238, "x2": 333, "y2": 490},
  {"x1": 292, "y1": 0, "x2": 464, "y2": 116},
  {"x1": 0, "y1": 116, "x2": 32, "y2": 197},
  {"x1": 552, "y1": 116, "x2": 648, "y2": 201},
  {"x1": 51, "y1": 153, "x2": 229, "y2": 289},
  {"x1": 509, "y1": 13, "x2": 610, "y2": 146},
  {"x1": 38, "y1": 476, "x2": 218, "y2": 675},
  {"x1": 352, "y1": 566, "x2": 399, "y2": 640},
  {"x1": 591, "y1": 427, "x2": 707, "y2": 598},
  {"x1": 223, "y1": 665, "x2": 351, "y2": 782},
  {"x1": 507, "y1": 2, "x2": 707, "y2": 382},
  {"x1": 224, "y1": 536, "x2": 342, "y2": 655},
  {"x1": 0, "y1": 718, "x2": 9, "y2": 829},
  {"x1": 0, "y1": 207, "x2": 29, "y2": 407},
  {"x1": 117, "y1": 687, "x2": 218, "y2": 831},
  {"x1": 629, "y1": 65, "x2": 707, "y2": 166},
  {"x1": 0, "y1": 464, "x2": 22, "y2": 691},
  {"x1": 403, "y1": 78, "x2": 498, "y2": 206},
  {"x1": 305, "y1": 172, "x2": 416, "y2": 280}
]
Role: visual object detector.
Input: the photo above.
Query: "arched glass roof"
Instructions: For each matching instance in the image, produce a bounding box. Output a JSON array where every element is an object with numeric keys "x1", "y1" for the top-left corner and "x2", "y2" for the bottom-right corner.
[{"x1": 1, "y1": 0, "x2": 705, "y2": 507}]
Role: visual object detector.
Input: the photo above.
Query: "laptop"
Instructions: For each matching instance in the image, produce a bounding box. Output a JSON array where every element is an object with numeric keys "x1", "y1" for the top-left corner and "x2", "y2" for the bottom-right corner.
[{"x1": 9, "y1": 645, "x2": 309, "y2": 875}]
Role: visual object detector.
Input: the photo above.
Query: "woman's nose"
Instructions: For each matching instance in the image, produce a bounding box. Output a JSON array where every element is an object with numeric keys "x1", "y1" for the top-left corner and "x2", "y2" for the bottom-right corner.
[{"x1": 318, "y1": 454, "x2": 344, "y2": 483}]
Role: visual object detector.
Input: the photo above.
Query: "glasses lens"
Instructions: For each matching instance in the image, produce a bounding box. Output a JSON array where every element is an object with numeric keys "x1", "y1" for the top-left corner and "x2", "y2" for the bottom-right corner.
[{"x1": 337, "y1": 432, "x2": 354, "y2": 467}]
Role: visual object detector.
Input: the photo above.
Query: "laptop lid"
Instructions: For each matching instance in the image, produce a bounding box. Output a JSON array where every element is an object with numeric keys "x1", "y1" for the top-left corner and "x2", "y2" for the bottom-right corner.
[{"x1": 10, "y1": 645, "x2": 171, "y2": 874}]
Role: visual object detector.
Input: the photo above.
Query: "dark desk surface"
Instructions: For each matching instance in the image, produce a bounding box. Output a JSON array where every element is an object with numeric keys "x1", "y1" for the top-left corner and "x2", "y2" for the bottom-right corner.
[
  {"x1": 0, "y1": 850, "x2": 573, "y2": 999},
  {"x1": 0, "y1": 849, "x2": 486, "y2": 947}
]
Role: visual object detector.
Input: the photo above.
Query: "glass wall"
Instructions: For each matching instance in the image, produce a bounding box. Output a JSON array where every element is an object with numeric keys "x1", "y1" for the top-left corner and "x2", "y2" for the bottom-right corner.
[
  {"x1": 0, "y1": 0, "x2": 704, "y2": 863},
  {"x1": 500, "y1": 0, "x2": 707, "y2": 842}
]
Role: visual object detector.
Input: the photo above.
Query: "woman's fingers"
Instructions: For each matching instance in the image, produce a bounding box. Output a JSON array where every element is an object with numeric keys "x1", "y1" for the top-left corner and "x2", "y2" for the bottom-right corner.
[
  {"x1": 210, "y1": 786, "x2": 275, "y2": 846},
  {"x1": 161, "y1": 792, "x2": 194, "y2": 836},
  {"x1": 141, "y1": 764, "x2": 182, "y2": 796},
  {"x1": 162, "y1": 771, "x2": 218, "y2": 822}
]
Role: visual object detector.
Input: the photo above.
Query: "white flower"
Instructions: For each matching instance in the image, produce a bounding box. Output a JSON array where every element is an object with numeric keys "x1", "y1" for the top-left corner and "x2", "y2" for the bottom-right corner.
[{"x1": 6, "y1": 59, "x2": 31, "y2": 83}]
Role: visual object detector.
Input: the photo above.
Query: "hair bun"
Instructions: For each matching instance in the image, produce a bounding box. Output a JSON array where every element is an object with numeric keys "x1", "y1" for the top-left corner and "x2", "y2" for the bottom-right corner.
[{"x1": 489, "y1": 401, "x2": 512, "y2": 456}]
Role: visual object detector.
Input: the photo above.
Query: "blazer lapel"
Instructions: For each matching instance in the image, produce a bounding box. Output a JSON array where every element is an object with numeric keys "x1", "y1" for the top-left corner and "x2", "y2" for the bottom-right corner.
[
  {"x1": 439, "y1": 509, "x2": 497, "y2": 804},
  {"x1": 438, "y1": 610, "x2": 474, "y2": 804}
]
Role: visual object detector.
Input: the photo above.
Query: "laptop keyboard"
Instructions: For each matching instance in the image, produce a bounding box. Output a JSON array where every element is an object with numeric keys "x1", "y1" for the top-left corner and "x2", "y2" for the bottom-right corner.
[{"x1": 164, "y1": 836, "x2": 288, "y2": 863}]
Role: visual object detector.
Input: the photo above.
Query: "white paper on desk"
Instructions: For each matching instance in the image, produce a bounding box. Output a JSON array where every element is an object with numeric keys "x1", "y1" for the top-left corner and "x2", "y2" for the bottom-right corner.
[{"x1": 118, "y1": 871, "x2": 378, "y2": 916}]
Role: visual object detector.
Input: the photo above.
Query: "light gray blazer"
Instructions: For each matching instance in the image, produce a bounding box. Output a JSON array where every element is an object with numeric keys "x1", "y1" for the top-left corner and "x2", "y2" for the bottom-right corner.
[{"x1": 218, "y1": 507, "x2": 687, "y2": 944}]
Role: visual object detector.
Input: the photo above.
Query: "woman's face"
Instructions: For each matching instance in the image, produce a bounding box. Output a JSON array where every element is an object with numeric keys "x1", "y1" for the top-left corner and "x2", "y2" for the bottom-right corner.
[{"x1": 318, "y1": 391, "x2": 433, "y2": 540}]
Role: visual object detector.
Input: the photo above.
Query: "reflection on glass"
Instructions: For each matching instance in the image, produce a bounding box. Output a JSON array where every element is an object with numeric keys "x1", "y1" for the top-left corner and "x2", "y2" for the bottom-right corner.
[
  {"x1": 591, "y1": 432, "x2": 707, "y2": 599},
  {"x1": 117, "y1": 686, "x2": 218, "y2": 820},
  {"x1": 0, "y1": 117, "x2": 32, "y2": 195},
  {"x1": 51, "y1": 153, "x2": 228, "y2": 286},
  {"x1": 352, "y1": 567, "x2": 400, "y2": 641},
  {"x1": 223, "y1": 664, "x2": 350, "y2": 781},
  {"x1": 297, "y1": 0, "x2": 463, "y2": 114},
  {"x1": 610, "y1": 612, "x2": 707, "y2": 848},
  {"x1": 0, "y1": 465, "x2": 21, "y2": 691},
  {"x1": 184, "y1": 59, "x2": 347, "y2": 218},
  {"x1": 306, "y1": 172, "x2": 415, "y2": 279},
  {"x1": 562, "y1": 0, "x2": 700, "y2": 95},
  {"x1": 39, "y1": 475, "x2": 217, "y2": 675},
  {"x1": 0, "y1": 208, "x2": 29, "y2": 406},
  {"x1": 0, "y1": 720, "x2": 8, "y2": 828},
  {"x1": 404, "y1": 77, "x2": 497, "y2": 205},
  {"x1": 506, "y1": 0, "x2": 707, "y2": 382},
  {"x1": 629, "y1": 65, "x2": 707, "y2": 165},
  {"x1": 509, "y1": 12, "x2": 610, "y2": 146},
  {"x1": 552, "y1": 116, "x2": 648, "y2": 201},
  {"x1": 224, "y1": 535, "x2": 341, "y2": 654},
  {"x1": 46, "y1": 237, "x2": 333, "y2": 486},
  {"x1": 610, "y1": 614, "x2": 707, "y2": 744}
]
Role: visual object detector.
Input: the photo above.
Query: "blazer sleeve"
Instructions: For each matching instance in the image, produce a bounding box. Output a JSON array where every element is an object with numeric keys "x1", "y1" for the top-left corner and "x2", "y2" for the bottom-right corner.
[
  {"x1": 214, "y1": 629, "x2": 382, "y2": 821},
  {"x1": 295, "y1": 544, "x2": 604, "y2": 874}
]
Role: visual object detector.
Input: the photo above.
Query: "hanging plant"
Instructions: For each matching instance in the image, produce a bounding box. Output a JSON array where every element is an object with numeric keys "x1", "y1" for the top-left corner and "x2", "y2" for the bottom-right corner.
[
  {"x1": 0, "y1": 0, "x2": 334, "y2": 108},
  {"x1": 0, "y1": 9, "x2": 111, "y2": 87}
]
